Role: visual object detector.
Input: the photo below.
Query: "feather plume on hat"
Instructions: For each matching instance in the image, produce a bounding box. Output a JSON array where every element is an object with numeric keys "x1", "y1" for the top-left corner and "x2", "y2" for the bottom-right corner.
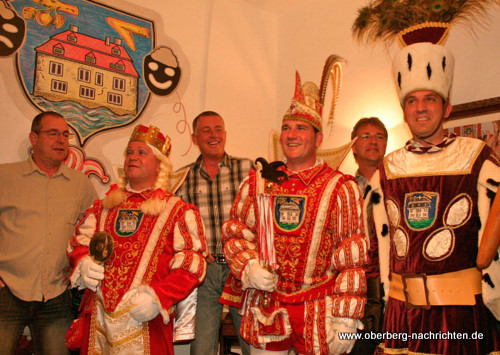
[
  {"x1": 319, "y1": 55, "x2": 345, "y2": 131},
  {"x1": 352, "y1": 0, "x2": 499, "y2": 47},
  {"x1": 283, "y1": 55, "x2": 345, "y2": 133},
  {"x1": 274, "y1": 55, "x2": 355, "y2": 169}
]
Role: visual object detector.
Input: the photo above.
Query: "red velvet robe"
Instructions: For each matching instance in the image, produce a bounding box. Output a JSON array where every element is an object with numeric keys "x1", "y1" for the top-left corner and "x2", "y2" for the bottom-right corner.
[
  {"x1": 371, "y1": 137, "x2": 500, "y2": 354},
  {"x1": 67, "y1": 188, "x2": 207, "y2": 355}
]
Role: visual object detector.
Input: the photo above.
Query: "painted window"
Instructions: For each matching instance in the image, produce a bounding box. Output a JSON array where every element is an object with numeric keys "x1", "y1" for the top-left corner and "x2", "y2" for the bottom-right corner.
[
  {"x1": 49, "y1": 61, "x2": 63, "y2": 76},
  {"x1": 80, "y1": 85, "x2": 95, "y2": 99},
  {"x1": 95, "y1": 72, "x2": 103, "y2": 86},
  {"x1": 78, "y1": 68, "x2": 91, "y2": 83},
  {"x1": 112, "y1": 77, "x2": 125, "y2": 91},
  {"x1": 53, "y1": 44, "x2": 64, "y2": 55},
  {"x1": 108, "y1": 92, "x2": 122, "y2": 106},
  {"x1": 85, "y1": 52, "x2": 96, "y2": 64},
  {"x1": 51, "y1": 79, "x2": 67, "y2": 94}
]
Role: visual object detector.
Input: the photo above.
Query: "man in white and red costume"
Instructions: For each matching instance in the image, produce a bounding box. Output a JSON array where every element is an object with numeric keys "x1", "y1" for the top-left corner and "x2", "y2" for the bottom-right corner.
[
  {"x1": 66, "y1": 125, "x2": 208, "y2": 354},
  {"x1": 221, "y1": 72, "x2": 368, "y2": 355},
  {"x1": 367, "y1": 42, "x2": 500, "y2": 354}
]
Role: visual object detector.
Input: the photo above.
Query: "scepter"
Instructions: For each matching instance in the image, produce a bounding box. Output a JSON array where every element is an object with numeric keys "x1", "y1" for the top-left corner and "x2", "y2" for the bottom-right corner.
[
  {"x1": 89, "y1": 231, "x2": 114, "y2": 264},
  {"x1": 255, "y1": 158, "x2": 288, "y2": 307}
]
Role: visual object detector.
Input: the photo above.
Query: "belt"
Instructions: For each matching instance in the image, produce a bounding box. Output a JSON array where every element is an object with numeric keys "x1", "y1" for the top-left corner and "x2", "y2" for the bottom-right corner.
[
  {"x1": 272, "y1": 277, "x2": 337, "y2": 304},
  {"x1": 389, "y1": 268, "x2": 482, "y2": 309},
  {"x1": 213, "y1": 254, "x2": 227, "y2": 264}
]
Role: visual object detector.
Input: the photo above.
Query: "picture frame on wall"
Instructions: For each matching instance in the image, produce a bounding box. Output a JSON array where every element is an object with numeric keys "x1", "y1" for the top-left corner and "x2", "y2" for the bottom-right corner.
[{"x1": 444, "y1": 96, "x2": 500, "y2": 158}]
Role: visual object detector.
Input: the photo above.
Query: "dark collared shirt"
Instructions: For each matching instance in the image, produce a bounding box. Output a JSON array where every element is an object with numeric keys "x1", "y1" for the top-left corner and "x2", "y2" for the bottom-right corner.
[
  {"x1": 355, "y1": 169, "x2": 369, "y2": 197},
  {"x1": 176, "y1": 153, "x2": 253, "y2": 255}
]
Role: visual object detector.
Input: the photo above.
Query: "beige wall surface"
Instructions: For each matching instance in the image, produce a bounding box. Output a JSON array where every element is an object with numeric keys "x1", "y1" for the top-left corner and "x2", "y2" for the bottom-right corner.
[
  {"x1": 275, "y1": 0, "x2": 500, "y2": 175},
  {"x1": 1, "y1": 0, "x2": 499, "y2": 193}
]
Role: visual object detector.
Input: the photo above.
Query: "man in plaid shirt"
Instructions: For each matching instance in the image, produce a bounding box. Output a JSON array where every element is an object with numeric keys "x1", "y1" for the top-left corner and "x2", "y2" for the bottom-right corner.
[{"x1": 176, "y1": 111, "x2": 253, "y2": 355}]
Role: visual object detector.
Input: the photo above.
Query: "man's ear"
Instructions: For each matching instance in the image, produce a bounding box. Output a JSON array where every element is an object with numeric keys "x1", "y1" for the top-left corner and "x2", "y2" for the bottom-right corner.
[
  {"x1": 444, "y1": 101, "x2": 453, "y2": 119},
  {"x1": 401, "y1": 102, "x2": 408, "y2": 123},
  {"x1": 315, "y1": 131, "x2": 323, "y2": 148},
  {"x1": 29, "y1": 131, "x2": 37, "y2": 147},
  {"x1": 191, "y1": 133, "x2": 198, "y2": 146}
]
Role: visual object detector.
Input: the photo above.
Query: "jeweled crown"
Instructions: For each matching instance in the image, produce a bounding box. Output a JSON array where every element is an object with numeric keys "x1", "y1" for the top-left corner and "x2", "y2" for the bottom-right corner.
[{"x1": 130, "y1": 125, "x2": 171, "y2": 157}]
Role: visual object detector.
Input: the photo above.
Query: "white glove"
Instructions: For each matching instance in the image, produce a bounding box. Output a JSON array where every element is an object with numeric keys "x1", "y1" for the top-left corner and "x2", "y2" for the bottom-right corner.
[
  {"x1": 242, "y1": 259, "x2": 276, "y2": 291},
  {"x1": 80, "y1": 256, "x2": 105, "y2": 291},
  {"x1": 329, "y1": 317, "x2": 359, "y2": 355},
  {"x1": 130, "y1": 289, "x2": 161, "y2": 323}
]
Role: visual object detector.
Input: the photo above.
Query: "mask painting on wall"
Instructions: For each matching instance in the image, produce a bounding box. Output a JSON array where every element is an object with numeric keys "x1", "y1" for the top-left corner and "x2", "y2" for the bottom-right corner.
[{"x1": 0, "y1": 0, "x2": 26, "y2": 56}]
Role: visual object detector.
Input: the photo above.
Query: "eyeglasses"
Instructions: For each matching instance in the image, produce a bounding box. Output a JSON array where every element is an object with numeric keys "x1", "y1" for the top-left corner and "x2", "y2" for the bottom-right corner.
[
  {"x1": 37, "y1": 129, "x2": 70, "y2": 139},
  {"x1": 359, "y1": 133, "x2": 386, "y2": 141}
]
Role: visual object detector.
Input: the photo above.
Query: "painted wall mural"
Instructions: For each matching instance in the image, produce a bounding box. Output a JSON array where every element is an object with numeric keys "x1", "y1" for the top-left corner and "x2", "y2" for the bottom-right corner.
[
  {"x1": 13, "y1": 0, "x2": 155, "y2": 144},
  {"x1": 4, "y1": 0, "x2": 185, "y2": 185}
]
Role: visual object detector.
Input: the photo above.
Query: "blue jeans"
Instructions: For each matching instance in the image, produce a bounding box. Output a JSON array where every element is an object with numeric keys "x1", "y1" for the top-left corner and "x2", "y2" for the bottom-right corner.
[
  {"x1": 190, "y1": 262, "x2": 250, "y2": 355},
  {"x1": 0, "y1": 286, "x2": 73, "y2": 355}
]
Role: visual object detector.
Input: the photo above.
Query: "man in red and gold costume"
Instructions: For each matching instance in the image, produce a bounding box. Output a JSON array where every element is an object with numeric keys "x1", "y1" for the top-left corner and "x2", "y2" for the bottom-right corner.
[
  {"x1": 66, "y1": 125, "x2": 208, "y2": 354},
  {"x1": 221, "y1": 71, "x2": 368, "y2": 355},
  {"x1": 367, "y1": 42, "x2": 500, "y2": 354}
]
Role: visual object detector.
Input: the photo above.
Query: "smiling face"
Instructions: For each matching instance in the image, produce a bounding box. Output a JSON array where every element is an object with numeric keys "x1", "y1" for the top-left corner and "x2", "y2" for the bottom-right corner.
[
  {"x1": 352, "y1": 123, "x2": 387, "y2": 168},
  {"x1": 0, "y1": 1, "x2": 26, "y2": 56},
  {"x1": 280, "y1": 120, "x2": 322, "y2": 172},
  {"x1": 192, "y1": 114, "x2": 226, "y2": 161},
  {"x1": 143, "y1": 48, "x2": 181, "y2": 96},
  {"x1": 29, "y1": 113, "x2": 69, "y2": 172},
  {"x1": 403, "y1": 90, "x2": 452, "y2": 146},
  {"x1": 124, "y1": 141, "x2": 160, "y2": 190}
]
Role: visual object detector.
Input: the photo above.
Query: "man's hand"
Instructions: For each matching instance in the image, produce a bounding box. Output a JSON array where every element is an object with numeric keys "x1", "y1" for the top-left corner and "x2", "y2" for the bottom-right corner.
[
  {"x1": 80, "y1": 256, "x2": 105, "y2": 291},
  {"x1": 130, "y1": 290, "x2": 161, "y2": 323},
  {"x1": 329, "y1": 317, "x2": 359, "y2": 355},
  {"x1": 206, "y1": 254, "x2": 215, "y2": 264},
  {"x1": 242, "y1": 259, "x2": 276, "y2": 291}
]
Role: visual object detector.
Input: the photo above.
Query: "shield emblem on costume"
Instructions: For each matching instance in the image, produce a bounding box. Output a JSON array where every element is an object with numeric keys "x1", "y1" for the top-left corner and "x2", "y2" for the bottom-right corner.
[
  {"x1": 115, "y1": 209, "x2": 143, "y2": 237},
  {"x1": 12, "y1": 0, "x2": 154, "y2": 145},
  {"x1": 404, "y1": 192, "x2": 439, "y2": 230},
  {"x1": 274, "y1": 195, "x2": 306, "y2": 232}
]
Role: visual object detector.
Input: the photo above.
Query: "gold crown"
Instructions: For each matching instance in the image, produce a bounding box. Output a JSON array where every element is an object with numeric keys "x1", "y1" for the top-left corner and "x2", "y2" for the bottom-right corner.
[{"x1": 130, "y1": 125, "x2": 171, "y2": 157}]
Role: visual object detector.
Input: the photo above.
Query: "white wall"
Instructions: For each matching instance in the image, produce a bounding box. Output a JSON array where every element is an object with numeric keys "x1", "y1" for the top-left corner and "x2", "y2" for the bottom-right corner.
[
  {"x1": 275, "y1": 0, "x2": 500, "y2": 176},
  {"x1": 2, "y1": 0, "x2": 499, "y2": 190}
]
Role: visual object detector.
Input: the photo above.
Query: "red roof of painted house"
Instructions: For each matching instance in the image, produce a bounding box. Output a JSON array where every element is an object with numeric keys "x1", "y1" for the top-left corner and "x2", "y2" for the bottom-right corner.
[{"x1": 36, "y1": 30, "x2": 139, "y2": 77}]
